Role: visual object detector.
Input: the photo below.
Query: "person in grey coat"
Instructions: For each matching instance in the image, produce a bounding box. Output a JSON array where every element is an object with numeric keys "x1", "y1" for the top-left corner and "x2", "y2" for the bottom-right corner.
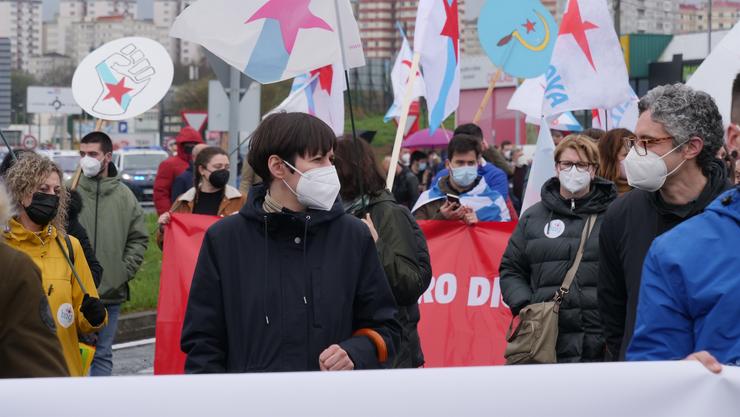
[{"x1": 500, "y1": 135, "x2": 617, "y2": 363}]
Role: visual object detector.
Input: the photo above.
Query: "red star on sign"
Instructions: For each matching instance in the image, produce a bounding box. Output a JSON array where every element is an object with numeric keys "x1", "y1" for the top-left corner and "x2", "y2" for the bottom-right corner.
[
  {"x1": 310, "y1": 65, "x2": 333, "y2": 94},
  {"x1": 522, "y1": 19, "x2": 536, "y2": 34},
  {"x1": 440, "y1": 0, "x2": 459, "y2": 62},
  {"x1": 560, "y1": 0, "x2": 599, "y2": 71},
  {"x1": 103, "y1": 77, "x2": 133, "y2": 106}
]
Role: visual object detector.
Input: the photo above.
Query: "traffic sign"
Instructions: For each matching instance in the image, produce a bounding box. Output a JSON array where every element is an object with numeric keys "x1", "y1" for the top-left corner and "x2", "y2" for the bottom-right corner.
[
  {"x1": 22, "y1": 134, "x2": 38, "y2": 150},
  {"x1": 181, "y1": 111, "x2": 208, "y2": 132},
  {"x1": 118, "y1": 121, "x2": 129, "y2": 133}
]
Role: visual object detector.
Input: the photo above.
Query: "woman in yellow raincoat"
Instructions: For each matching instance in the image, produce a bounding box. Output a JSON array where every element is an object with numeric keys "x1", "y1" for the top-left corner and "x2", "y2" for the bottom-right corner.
[{"x1": 3, "y1": 153, "x2": 107, "y2": 376}]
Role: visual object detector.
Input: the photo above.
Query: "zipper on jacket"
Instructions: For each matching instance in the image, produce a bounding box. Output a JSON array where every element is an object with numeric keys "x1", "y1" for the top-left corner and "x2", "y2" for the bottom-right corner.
[
  {"x1": 93, "y1": 179, "x2": 100, "y2": 255},
  {"x1": 570, "y1": 199, "x2": 575, "y2": 211}
]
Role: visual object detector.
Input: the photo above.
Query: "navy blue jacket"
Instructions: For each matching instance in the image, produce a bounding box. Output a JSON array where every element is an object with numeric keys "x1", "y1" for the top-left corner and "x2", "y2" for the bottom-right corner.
[
  {"x1": 181, "y1": 184, "x2": 401, "y2": 373},
  {"x1": 627, "y1": 187, "x2": 740, "y2": 364},
  {"x1": 433, "y1": 162, "x2": 509, "y2": 199},
  {"x1": 171, "y1": 166, "x2": 194, "y2": 203}
]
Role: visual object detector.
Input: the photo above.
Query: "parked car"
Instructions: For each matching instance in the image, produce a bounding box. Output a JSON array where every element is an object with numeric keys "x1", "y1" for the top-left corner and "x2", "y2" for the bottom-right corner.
[
  {"x1": 113, "y1": 147, "x2": 168, "y2": 203},
  {"x1": 37, "y1": 150, "x2": 80, "y2": 182}
]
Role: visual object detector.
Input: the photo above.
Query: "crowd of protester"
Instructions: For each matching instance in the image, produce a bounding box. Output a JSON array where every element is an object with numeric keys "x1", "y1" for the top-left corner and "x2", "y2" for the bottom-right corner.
[{"x1": 1, "y1": 79, "x2": 739, "y2": 378}]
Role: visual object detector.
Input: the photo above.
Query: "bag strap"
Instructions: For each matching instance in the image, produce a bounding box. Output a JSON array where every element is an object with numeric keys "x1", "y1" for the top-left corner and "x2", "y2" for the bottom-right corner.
[
  {"x1": 55, "y1": 235, "x2": 88, "y2": 295},
  {"x1": 554, "y1": 214, "x2": 597, "y2": 305},
  {"x1": 64, "y1": 234, "x2": 75, "y2": 265}
]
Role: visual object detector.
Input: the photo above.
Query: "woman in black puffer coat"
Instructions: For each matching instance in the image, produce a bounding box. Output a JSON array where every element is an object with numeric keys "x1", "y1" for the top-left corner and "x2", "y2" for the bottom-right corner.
[{"x1": 500, "y1": 135, "x2": 617, "y2": 363}]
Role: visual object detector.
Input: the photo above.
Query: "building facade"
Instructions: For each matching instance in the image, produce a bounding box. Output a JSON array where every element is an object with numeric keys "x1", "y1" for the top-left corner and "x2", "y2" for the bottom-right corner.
[
  {"x1": 678, "y1": 2, "x2": 740, "y2": 33},
  {"x1": 0, "y1": 0, "x2": 43, "y2": 71},
  {"x1": 26, "y1": 52, "x2": 74, "y2": 79}
]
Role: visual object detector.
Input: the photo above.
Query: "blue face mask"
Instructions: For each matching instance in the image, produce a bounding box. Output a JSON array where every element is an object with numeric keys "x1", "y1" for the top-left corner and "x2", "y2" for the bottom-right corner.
[
  {"x1": 451, "y1": 166, "x2": 478, "y2": 187},
  {"x1": 418, "y1": 162, "x2": 428, "y2": 171}
]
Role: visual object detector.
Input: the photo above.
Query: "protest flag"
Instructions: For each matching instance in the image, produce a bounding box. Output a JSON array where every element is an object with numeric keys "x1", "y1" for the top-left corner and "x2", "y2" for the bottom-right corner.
[
  {"x1": 154, "y1": 214, "x2": 219, "y2": 375},
  {"x1": 170, "y1": 0, "x2": 364, "y2": 84},
  {"x1": 267, "y1": 62, "x2": 346, "y2": 136},
  {"x1": 520, "y1": 118, "x2": 556, "y2": 215},
  {"x1": 542, "y1": 0, "x2": 633, "y2": 116}
]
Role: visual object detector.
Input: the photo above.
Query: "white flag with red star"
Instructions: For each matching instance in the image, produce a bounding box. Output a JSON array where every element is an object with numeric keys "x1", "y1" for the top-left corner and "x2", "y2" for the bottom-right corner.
[
  {"x1": 542, "y1": 0, "x2": 633, "y2": 116},
  {"x1": 415, "y1": 0, "x2": 460, "y2": 132},
  {"x1": 267, "y1": 62, "x2": 346, "y2": 136}
]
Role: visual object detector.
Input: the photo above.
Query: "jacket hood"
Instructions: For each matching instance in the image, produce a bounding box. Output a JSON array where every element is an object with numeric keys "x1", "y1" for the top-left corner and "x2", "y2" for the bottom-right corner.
[
  {"x1": 706, "y1": 186, "x2": 740, "y2": 224},
  {"x1": 240, "y1": 183, "x2": 345, "y2": 231},
  {"x1": 541, "y1": 176, "x2": 617, "y2": 216},
  {"x1": 175, "y1": 127, "x2": 204, "y2": 163},
  {"x1": 368, "y1": 189, "x2": 396, "y2": 206}
]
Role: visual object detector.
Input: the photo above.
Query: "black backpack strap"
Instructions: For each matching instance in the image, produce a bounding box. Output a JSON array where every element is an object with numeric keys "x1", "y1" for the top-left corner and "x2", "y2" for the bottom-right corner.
[{"x1": 63, "y1": 234, "x2": 75, "y2": 265}]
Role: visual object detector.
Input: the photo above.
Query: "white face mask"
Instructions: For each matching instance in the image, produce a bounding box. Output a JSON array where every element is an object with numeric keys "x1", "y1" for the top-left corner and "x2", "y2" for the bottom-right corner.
[
  {"x1": 451, "y1": 165, "x2": 478, "y2": 188},
  {"x1": 623, "y1": 142, "x2": 687, "y2": 192},
  {"x1": 558, "y1": 166, "x2": 592, "y2": 194},
  {"x1": 282, "y1": 160, "x2": 341, "y2": 211},
  {"x1": 400, "y1": 153, "x2": 411, "y2": 166},
  {"x1": 80, "y1": 156, "x2": 103, "y2": 178}
]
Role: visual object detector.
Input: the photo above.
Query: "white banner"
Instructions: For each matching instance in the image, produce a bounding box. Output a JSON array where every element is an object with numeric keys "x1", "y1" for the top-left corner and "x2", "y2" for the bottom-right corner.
[{"x1": 0, "y1": 362, "x2": 738, "y2": 417}]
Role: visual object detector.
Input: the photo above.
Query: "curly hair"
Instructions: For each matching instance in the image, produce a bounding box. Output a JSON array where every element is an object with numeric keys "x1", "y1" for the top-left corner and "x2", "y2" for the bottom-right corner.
[
  {"x1": 639, "y1": 83, "x2": 725, "y2": 175},
  {"x1": 4, "y1": 153, "x2": 68, "y2": 235},
  {"x1": 0, "y1": 182, "x2": 13, "y2": 229}
]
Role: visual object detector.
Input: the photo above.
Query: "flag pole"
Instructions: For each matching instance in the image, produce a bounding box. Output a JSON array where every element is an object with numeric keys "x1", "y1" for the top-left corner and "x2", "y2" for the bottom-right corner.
[
  {"x1": 333, "y1": 0, "x2": 365, "y2": 202},
  {"x1": 386, "y1": 52, "x2": 421, "y2": 189},
  {"x1": 472, "y1": 67, "x2": 502, "y2": 124}
]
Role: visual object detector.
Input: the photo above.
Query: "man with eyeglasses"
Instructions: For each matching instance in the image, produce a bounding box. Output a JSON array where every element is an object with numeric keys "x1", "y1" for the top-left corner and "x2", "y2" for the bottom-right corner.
[{"x1": 597, "y1": 84, "x2": 733, "y2": 361}]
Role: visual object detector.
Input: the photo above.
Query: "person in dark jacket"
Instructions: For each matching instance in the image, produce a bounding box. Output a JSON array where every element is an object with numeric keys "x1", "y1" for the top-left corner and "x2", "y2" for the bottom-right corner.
[
  {"x1": 383, "y1": 156, "x2": 420, "y2": 210},
  {"x1": 66, "y1": 189, "x2": 103, "y2": 287},
  {"x1": 181, "y1": 113, "x2": 401, "y2": 373},
  {"x1": 334, "y1": 137, "x2": 432, "y2": 368},
  {"x1": 171, "y1": 143, "x2": 208, "y2": 203},
  {"x1": 500, "y1": 135, "x2": 617, "y2": 363},
  {"x1": 598, "y1": 84, "x2": 732, "y2": 361}
]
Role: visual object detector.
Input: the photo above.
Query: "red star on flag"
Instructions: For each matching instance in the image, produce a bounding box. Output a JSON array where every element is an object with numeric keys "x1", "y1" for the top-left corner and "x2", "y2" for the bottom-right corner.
[
  {"x1": 310, "y1": 65, "x2": 333, "y2": 94},
  {"x1": 560, "y1": 0, "x2": 599, "y2": 71},
  {"x1": 522, "y1": 19, "x2": 537, "y2": 34},
  {"x1": 440, "y1": 0, "x2": 459, "y2": 62},
  {"x1": 246, "y1": 0, "x2": 333, "y2": 54},
  {"x1": 103, "y1": 78, "x2": 133, "y2": 106}
]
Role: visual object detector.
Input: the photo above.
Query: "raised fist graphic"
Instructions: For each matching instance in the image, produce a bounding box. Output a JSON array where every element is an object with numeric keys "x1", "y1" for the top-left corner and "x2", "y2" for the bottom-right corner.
[{"x1": 93, "y1": 43, "x2": 156, "y2": 116}]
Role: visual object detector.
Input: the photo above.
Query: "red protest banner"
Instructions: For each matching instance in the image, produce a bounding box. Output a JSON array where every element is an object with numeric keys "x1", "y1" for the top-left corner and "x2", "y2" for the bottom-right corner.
[
  {"x1": 154, "y1": 213, "x2": 219, "y2": 375},
  {"x1": 417, "y1": 220, "x2": 516, "y2": 367}
]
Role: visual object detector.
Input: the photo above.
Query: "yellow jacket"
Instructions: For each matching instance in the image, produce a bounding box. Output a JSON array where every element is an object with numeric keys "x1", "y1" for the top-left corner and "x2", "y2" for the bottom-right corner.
[{"x1": 4, "y1": 218, "x2": 107, "y2": 376}]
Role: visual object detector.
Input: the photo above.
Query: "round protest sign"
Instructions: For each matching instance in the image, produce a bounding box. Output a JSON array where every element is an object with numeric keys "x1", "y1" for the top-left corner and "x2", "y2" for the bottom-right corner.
[
  {"x1": 477, "y1": 0, "x2": 558, "y2": 78},
  {"x1": 72, "y1": 37, "x2": 174, "y2": 121}
]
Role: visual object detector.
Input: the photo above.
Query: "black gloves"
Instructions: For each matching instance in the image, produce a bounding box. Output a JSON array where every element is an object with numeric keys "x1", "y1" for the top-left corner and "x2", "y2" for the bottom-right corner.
[{"x1": 80, "y1": 294, "x2": 107, "y2": 327}]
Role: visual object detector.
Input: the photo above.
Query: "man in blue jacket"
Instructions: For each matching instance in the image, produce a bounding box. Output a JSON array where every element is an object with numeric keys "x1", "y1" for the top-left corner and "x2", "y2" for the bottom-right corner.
[
  {"x1": 627, "y1": 186, "x2": 740, "y2": 371},
  {"x1": 181, "y1": 113, "x2": 401, "y2": 373}
]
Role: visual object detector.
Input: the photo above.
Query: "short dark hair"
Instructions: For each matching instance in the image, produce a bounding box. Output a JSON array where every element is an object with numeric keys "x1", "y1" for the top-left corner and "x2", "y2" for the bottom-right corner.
[
  {"x1": 501, "y1": 140, "x2": 513, "y2": 148},
  {"x1": 81, "y1": 131, "x2": 113, "y2": 154},
  {"x1": 248, "y1": 113, "x2": 336, "y2": 185},
  {"x1": 410, "y1": 150, "x2": 427, "y2": 164},
  {"x1": 193, "y1": 146, "x2": 228, "y2": 188},
  {"x1": 334, "y1": 137, "x2": 386, "y2": 201},
  {"x1": 447, "y1": 134, "x2": 481, "y2": 160},
  {"x1": 454, "y1": 123, "x2": 483, "y2": 140}
]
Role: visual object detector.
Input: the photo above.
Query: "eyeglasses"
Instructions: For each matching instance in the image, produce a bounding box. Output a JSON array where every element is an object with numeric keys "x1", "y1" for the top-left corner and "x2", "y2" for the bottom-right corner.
[
  {"x1": 623, "y1": 136, "x2": 674, "y2": 156},
  {"x1": 556, "y1": 161, "x2": 593, "y2": 172}
]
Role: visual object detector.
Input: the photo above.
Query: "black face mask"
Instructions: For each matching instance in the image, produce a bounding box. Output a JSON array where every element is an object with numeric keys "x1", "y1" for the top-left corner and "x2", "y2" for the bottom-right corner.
[
  {"x1": 208, "y1": 169, "x2": 230, "y2": 189},
  {"x1": 24, "y1": 192, "x2": 59, "y2": 226},
  {"x1": 183, "y1": 143, "x2": 196, "y2": 155}
]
